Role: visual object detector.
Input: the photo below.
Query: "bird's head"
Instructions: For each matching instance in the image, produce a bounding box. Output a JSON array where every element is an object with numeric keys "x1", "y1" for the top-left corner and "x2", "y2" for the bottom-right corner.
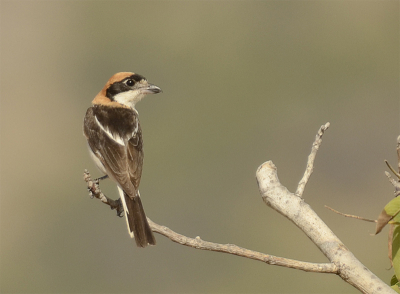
[{"x1": 93, "y1": 72, "x2": 162, "y2": 109}]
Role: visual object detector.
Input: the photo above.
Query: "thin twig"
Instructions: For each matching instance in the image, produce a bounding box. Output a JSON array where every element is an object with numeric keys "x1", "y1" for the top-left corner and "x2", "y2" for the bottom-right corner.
[
  {"x1": 385, "y1": 160, "x2": 400, "y2": 180},
  {"x1": 148, "y1": 219, "x2": 338, "y2": 273},
  {"x1": 296, "y1": 122, "x2": 330, "y2": 197},
  {"x1": 257, "y1": 161, "x2": 393, "y2": 293},
  {"x1": 385, "y1": 172, "x2": 400, "y2": 197},
  {"x1": 384, "y1": 136, "x2": 400, "y2": 197},
  {"x1": 83, "y1": 169, "x2": 337, "y2": 274},
  {"x1": 324, "y1": 205, "x2": 377, "y2": 223},
  {"x1": 83, "y1": 170, "x2": 124, "y2": 217},
  {"x1": 397, "y1": 135, "x2": 400, "y2": 173},
  {"x1": 82, "y1": 121, "x2": 396, "y2": 293}
]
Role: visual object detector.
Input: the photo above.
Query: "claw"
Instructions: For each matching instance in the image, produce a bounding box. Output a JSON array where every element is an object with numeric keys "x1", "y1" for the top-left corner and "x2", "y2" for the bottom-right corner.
[{"x1": 94, "y1": 175, "x2": 109, "y2": 184}]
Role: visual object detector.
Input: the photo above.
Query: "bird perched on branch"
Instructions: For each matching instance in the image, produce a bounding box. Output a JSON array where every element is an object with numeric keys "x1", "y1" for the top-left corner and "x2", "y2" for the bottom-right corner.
[{"x1": 83, "y1": 72, "x2": 162, "y2": 247}]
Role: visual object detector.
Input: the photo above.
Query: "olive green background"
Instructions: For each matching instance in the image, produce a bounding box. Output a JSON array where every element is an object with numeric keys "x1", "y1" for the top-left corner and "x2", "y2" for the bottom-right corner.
[{"x1": 1, "y1": 1, "x2": 398, "y2": 293}]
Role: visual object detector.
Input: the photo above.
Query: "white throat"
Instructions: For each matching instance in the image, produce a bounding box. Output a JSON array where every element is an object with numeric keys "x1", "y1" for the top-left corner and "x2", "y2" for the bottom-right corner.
[{"x1": 113, "y1": 90, "x2": 145, "y2": 109}]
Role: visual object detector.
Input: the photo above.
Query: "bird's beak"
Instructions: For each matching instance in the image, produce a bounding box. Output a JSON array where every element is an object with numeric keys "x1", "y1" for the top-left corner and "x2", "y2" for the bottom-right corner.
[{"x1": 141, "y1": 83, "x2": 162, "y2": 94}]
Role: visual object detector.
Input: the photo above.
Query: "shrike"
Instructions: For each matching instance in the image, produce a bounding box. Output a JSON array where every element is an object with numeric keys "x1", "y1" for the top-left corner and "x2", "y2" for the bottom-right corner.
[{"x1": 84, "y1": 72, "x2": 162, "y2": 247}]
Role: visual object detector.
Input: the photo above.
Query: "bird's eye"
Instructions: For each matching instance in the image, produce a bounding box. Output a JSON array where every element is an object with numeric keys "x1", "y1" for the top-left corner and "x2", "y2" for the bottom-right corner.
[{"x1": 126, "y1": 79, "x2": 134, "y2": 86}]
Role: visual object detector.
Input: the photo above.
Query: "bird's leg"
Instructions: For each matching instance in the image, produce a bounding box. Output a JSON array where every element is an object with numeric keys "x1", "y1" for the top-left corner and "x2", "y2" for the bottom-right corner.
[
  {"x1": 94, "y1": 175, "x2": 109, "y2": 184},
  {"x1": 88, "y1": 174, "x2": 109, "y2": 197},
  {"x1": 83, "y1": 170, "x2": 123, "y2": 217}
]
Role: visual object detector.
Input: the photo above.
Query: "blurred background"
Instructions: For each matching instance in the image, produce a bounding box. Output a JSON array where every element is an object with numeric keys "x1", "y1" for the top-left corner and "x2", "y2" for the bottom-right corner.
[{"x1": 1, "y1": 1, "x2": 398, "y2": 293}]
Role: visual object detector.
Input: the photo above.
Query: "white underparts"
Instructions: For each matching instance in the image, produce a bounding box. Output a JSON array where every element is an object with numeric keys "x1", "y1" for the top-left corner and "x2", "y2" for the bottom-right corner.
[
  {"x1": 87, "y1": 144, "x2": 107, "y2": 174},
  {"x1": 117, "y1": 186, "x2": 134, "y2": 238}
]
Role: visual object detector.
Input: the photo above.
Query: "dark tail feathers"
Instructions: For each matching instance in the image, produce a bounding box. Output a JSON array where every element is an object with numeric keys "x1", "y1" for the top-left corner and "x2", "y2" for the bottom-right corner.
[{"x1": 124, "y1": 192, "x2": 156, "y2": 247}]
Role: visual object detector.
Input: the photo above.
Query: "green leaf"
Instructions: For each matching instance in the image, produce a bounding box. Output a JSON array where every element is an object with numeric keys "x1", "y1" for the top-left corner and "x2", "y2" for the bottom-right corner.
[
  {"x1": 391, "y1": 274, "x2": 398, "y2": 286},
  {"x1": 394, "y1": 211, "x2": 400, "y2": 224},
  {"x1": 376, "y1": 197, "x2": 400, "y2": 234},
  {"x1": 391, "y1": 284, "x2": 400, "y2": 294},
  {"x1": 385, "y1": 197, "x2": 400, "y2": 216},
  {"x1": 393, "y1": 226, "x2": 400, "y2": 281}
]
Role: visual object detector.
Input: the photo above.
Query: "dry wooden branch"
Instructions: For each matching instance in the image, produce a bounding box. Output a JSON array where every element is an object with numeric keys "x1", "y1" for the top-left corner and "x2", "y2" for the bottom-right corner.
[
  {"x1": 397, "y1": 135, "x2": 400, "y2": 173},
  {"x1": 83, "y1": 170, "x2": 123, "y2": 217},
  {"x1": 83, "y1": 123, "x2": 394, "y2": 294},
  {"x1": 257, "y1": 160, "x2": 392, "y2": 293},
  {"x1": 325, "y1": 205, "x2": 377, "y2": 223},
  {"x1": 296, "y1": 122, "x2": 330, "y2": 197},
  {"x1": 383, "y1": 135, "x2": 400, "y2": 197},
  {"x1": 148, "y1": 219, "x2": 337, "y2": 273},
  {"x1": 83, "y1": 170, "x2": 337, "y2": 273}
]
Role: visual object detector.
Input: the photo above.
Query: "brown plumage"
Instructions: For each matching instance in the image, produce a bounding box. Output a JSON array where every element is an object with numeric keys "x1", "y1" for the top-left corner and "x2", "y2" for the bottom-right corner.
[{"x1": 83, "y1": 72, "x2": 162, "y2": 247}]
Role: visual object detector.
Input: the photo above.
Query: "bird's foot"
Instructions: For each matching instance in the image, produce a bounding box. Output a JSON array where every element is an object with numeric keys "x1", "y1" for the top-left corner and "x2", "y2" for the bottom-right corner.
[{"x1": 94, "y1": 175, "x2": 109, "y2": 184}]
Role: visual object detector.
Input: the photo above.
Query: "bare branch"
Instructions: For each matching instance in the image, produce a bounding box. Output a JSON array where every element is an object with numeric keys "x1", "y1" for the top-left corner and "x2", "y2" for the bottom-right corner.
[
  {"x1": 148, "y1": 219, "x2": 338, "y2": 273},
  {"x1": 324, "y1": 205, "x2": 377, "y2": 223},
  {"x1": 397, "y1": 135, "x2": 400, "y2": 173},
  {"x1": 82, "y1": 123, "x2": 396, "y2": 293},
  {"x1": 389, "y1": 135, "x2": 400, "y2": 197},
  {"x1": 83, "y1": 169, "x2": 337, "y2": 274},
  {"x1": 385, "y1": 171, "x2": 400, "y2": 197},
  {"x1": 257, "y1": 161, "x2": 393, "y2": 293},
  {"x1": 296, "y1": 122, "x2": 330, "y2": 197},
  {"x1": 83, "y1": 170, "x2": 123, "y2": 217},
  {"x1": 385, "y1": 160, "x2": 400, "y2": 180}
]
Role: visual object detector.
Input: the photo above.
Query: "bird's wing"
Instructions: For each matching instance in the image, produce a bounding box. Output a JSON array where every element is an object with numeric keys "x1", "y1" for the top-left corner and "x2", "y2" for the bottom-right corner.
[
  {"x1": 127, "y1": 129, "x2": 144, "y2": 189},
  {"x1": 84, "y1": 106, "x2": 142, "y2": 197}
]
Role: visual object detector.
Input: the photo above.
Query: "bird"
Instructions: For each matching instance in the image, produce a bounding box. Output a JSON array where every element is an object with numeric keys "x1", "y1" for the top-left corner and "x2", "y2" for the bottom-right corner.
[{"x1": 83, "y1": 72, "x2": 162, "y2": 247}]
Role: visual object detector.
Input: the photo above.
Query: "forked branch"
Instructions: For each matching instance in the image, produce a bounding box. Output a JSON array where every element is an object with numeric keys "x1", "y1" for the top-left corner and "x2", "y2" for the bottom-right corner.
[
  {"x1": 296, "y1": 122, "x2": 330, "y2": 197},
  {"x1": 83, "y1": 171, "x2": 336, "y2": 273},
  {"x1": 83, "y1": 123, "x2": 394, "y2": 294}
]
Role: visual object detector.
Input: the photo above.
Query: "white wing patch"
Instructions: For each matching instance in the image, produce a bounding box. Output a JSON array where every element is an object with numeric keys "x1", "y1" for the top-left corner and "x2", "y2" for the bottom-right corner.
[
  {"x1": 95, "y1": 115, "x2": 125, "y2": 146},
  {"x1": 132, "y1": 119, "x2": 139, "y2": 137}
]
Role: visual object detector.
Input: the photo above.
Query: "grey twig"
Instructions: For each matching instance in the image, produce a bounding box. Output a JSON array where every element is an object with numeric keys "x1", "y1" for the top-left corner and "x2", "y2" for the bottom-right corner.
[
  {"x1": 397, "y1": 135, "x2": 400, "y2": 173},
  {"x1": 385, "y1": 171, "x2": 400, "y2": 197},
  {"x1": 324, "y1": 205, "x2": 377, "y2": 223},
  {"x1": 296, "y1": 122, "x2": 330, "y2": 197},
  {"x1": 83, "y1": 170, "x2": 124, "y2": 217},
  {"x1": 83, "y1": 169, "x2": 337, "y2": 274},
  {"x1": 148, "y1": 219, "x2": 337, "y2": 273},
  {"x1": 383, "y1": 135, "x2": 400, "y2": 197},
  {"x1": 82, "y1": 123, "x2": 395, "y2": 293}
]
